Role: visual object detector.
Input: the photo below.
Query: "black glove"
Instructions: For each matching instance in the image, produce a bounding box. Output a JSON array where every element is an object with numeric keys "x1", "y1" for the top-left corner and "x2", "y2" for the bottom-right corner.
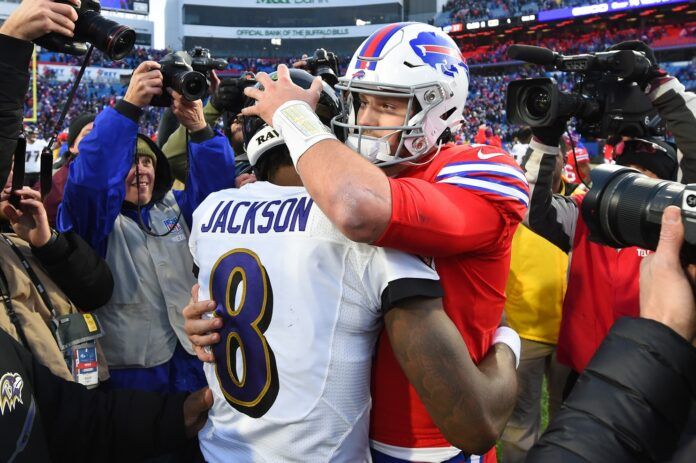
[
  {"x1": 606, "y1": 40, "x2": 667, "y2": 89},
  {"x1": 210, "y1": 77, "x2": 257, "y2": 115},
  {"x1": 531, "y1": 119, "x2": 567, "y2": 147}
]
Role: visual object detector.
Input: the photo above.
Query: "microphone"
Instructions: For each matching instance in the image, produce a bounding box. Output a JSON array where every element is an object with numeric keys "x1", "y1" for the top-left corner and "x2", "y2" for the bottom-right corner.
[{"x1": 507, "y1": 45, "x2": 558, "y2": 65}]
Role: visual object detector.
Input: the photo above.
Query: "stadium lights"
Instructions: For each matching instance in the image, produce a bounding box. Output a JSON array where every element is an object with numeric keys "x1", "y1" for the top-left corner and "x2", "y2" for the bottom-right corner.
[
  {"x1": 356, "y1": 19, "x2": 371, "y2": 26},
  {"x1": 271, "y1": 37, "x2": 282, "y2": 46}
]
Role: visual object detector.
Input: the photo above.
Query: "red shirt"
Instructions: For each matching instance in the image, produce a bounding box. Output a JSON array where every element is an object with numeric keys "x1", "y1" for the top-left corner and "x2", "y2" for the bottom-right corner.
[
  {"x1": 557, "y1": 195, "x2": 650, "y2": 373},
  {"x1": 370, "y1": 143, "x2": 528, "y2": 453},
  {"x1": 563, "y1": 145, "x2": 590, "y2": 184}
]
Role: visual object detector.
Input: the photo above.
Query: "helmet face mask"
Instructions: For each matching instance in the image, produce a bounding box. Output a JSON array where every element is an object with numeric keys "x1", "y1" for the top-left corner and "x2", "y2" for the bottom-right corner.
[{"x1": 333, "y1": 22, "x2": 469, "y2": 167}]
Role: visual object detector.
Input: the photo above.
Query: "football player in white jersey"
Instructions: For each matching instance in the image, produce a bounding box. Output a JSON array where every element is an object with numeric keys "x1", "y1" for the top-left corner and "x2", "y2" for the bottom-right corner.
[{"x1": 187, "y1": 70, "x2": 520, "y2": 462}]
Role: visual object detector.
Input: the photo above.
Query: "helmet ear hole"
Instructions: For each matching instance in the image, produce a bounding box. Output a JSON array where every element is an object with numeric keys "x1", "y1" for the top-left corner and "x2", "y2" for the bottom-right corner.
[
  {"x1": 437, "y1": 128, "x2": 452, "y2": 145},
  {"x1": 440, "y1": 107, "x2": 457, "y2": 121}
]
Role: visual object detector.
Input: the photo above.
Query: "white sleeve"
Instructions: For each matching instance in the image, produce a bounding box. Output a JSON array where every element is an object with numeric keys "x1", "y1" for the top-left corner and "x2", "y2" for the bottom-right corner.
[
  {"x1": 189, "y1": 202, "x2": 204, "y2": 267},
  {"x1": 362, "y1": 247, "x2": 442, "y2": 314}
]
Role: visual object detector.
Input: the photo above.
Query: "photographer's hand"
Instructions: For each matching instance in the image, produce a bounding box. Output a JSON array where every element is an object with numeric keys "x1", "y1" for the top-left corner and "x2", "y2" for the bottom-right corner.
[
  {"x1": 170, "y1": 90, "x2": 207, "y2": 132},
  {"x1": 640, "y1": 206, "x2": 696, "y2": 342},
  {"x1": 0, "y1": 0, "x2": 79, "y2": 41},
  {"x1": 242, "y1": 64, "x2": 323, "y2": 127},
  {"x1": 1, "y1": 187, "x2": 52, "y2": 247},
  {"x1": 124, "y1": 61, "x2": 163, "y2": 108}
]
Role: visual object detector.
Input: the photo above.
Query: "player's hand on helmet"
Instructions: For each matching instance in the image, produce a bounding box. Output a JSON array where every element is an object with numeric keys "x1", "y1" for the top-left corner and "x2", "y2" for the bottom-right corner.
[
  {"x1": 640, "y1": 206, "x2": 696, "y2": 343},
  {"x1": 183, "y1": 284, "x2": 221, "y2": 362},
  {"x1": 124, "y1": 61, "x2": 163, "y2": 108},
  {"x1": 210, "y1": 77, "x2": 257, "y2": 115},
  {"x1": 0, "y1": 0, "x2": 79, "y2": 41},
  {"x1": 606, "y1": 40, "x2": 666, "y2": 90},
  {"x1": 531, "y1": 119, "x2": 567, "y2": 148},
  {"x1": 242, "y1": 64, "x2": 323, "y2": 126},
  {"x1": 170, "y1": 89, "x2": 207, "y2": 132}
]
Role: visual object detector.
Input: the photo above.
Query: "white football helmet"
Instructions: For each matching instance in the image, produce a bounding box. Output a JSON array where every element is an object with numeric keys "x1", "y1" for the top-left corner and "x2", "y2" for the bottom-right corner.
[{"x1": 332, "y1": 22, "x2": 469, "y2": 167}]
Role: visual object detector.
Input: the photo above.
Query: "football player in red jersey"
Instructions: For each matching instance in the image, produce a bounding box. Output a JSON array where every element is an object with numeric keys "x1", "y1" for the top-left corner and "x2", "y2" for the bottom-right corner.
[{"x1": 241, "y1": 23, "x2": 527, "y2": 463}]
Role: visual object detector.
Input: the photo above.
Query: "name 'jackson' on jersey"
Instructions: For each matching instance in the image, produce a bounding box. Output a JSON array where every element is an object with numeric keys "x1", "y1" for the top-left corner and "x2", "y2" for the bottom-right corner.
[{"x1": 189, "y1": 181, "x2": 443, "y2": 463}]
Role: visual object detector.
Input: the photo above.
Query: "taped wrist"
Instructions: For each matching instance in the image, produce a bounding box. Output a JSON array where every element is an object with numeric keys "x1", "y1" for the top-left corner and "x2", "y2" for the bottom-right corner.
[
  {"x1": 272, "y1": 100, "x2": 337, "y2": 166},
  {"x1": 493, "y1": 326, "x2": 521, "y2": 369}
]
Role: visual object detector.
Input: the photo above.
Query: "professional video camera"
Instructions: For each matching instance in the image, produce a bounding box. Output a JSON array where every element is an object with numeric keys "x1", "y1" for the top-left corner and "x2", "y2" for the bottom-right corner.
[
  {"x1": 305, "y1": 48, "x2": 339, "y2": 87},
  {"x1": 189, "y1": 46, "x2": 228, "y2": 79},
  {"x1": 506, "y1": 45, "x2": 656, "y2": 138},
  {"x1": 150, "y1": 51, "x2": 208, "y2": 107},
  {"x1": 34, "y1": 0, "x2": 135, "y2": 61},
  {"x1": 583, "y1": 164, "x2": 696, "y2": 262}
]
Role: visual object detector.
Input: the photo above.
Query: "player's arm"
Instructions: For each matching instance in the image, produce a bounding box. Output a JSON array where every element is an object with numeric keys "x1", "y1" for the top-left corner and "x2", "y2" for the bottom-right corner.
[
  {"x1": 522, "y1": 139, "x2": 579, "y2": 253},
  {"x1": 385, "y1": 296, "x2": 517, "y2": 455}
]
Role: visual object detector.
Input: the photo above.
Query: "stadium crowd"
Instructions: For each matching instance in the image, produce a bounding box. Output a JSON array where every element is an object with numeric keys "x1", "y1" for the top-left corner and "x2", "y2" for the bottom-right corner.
[
  {"x1": 2, "y1": 0, "x2": 696, "y2": 462},
  {"x1": 440, "y1": 0, "x2": 606, "y2": 23}
]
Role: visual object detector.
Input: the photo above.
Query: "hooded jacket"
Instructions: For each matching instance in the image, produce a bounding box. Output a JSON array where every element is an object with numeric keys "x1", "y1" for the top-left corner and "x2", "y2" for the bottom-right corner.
[{"x1": 57, "y1": 101, "x2": 236, "y2": 369}]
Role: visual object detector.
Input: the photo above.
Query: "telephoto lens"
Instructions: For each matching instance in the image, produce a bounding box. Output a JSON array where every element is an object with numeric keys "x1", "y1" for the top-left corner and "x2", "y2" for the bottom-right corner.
[
  {"x1": 77, "y1": 10, "x2": 135, "y2": 60},
  {"x1": 582, "y1": 164, "x2": 696, "y2": 262}
]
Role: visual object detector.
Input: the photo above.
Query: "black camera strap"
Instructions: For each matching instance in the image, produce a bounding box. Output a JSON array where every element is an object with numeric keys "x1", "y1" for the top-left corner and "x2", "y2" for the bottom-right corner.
[
  {"x1": 39, "y1": 45, "x2": 95, "y2": 199},
  {"x1": 0, "y1": 234, "x2": 57, "y2": 319},
  {"x1": 0, "y1": 262, "x2": 30, "y2": 349}
]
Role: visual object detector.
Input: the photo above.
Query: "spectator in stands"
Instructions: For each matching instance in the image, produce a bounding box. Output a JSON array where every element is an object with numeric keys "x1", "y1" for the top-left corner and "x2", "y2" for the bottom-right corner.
[
  {"x1": 56, "y1": 60, "x2": 237, "y2": 394},
  {"x1": 500, "y1": 147, "x2": 571, "y2": 463},
  {"x1": 42, "y1": 112, "x2": 94, "y2": 226}
]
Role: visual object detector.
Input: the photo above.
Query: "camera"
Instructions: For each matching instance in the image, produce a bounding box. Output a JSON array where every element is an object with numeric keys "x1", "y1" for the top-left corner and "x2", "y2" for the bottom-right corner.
[
  {"x1": 34, "y1": 0, "x2": 135, "y2": 61},
  {"x1": 189, "y1": 46, "x2": 228, "y2": 78},
  {"x1": 150, "y1": 51, "x2": 208, "y2": 107},
  {"x1": 305, "y1": 48, "x2": 339, "y2": 87},
  {"x1": 506, "y1": 45, "x2": 655, "y2": 138},
  {"x1": 582, "y1": 164, "x2": 696, "y2": 262}
]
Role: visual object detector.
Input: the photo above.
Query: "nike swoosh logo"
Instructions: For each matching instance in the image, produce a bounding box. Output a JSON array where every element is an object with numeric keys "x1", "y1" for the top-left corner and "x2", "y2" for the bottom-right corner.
[{"x1": 477, "y1": 150, "x2": 505, "y2": 160}]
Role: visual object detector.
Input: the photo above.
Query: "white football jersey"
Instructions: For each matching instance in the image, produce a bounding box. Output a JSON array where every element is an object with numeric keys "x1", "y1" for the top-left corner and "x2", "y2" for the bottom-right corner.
[
  {"x1": 190, "y1": 181, "x2": 441, "y2": 463},
  {"x1": 25, "y1": 139, "x2": 48, "y2": 174}
]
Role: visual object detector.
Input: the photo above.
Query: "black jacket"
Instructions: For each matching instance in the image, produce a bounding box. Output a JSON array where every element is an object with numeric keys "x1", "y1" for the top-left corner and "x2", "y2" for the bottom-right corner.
[
  {"x1": 527, "y1": 317, "x2": 696, "y2": 462},
  {"x1": 30, "y1": 231, "x2": 114, "y2": 311},
  {"x1": 0, "y1": 328, "x2": 190, "y2": 463},
  {"x1": 0, "y1": 33, "x2": 32, "y2": 186}
]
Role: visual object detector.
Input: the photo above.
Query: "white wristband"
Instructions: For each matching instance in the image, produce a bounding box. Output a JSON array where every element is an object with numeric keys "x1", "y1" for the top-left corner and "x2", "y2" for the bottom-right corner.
[
  {"x1": 493, "y1": 326, "x2": 521, "y2": 369},
  {"x1": 272, "y1": 100, "x2": 338, "y2": 166}
]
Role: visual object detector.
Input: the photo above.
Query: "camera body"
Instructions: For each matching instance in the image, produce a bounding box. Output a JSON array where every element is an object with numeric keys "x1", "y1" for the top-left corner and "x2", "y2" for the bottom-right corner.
[
  {"x1": 150, "y1": 51, "x2": 208, "y2": 107},
  {"x1": 34, "y1": 0, "x2": 135, "y2": 61},
  {"x1": 189, "y1": 47, "x2": 228, "y2": 78},
  {"x1": 507, "y1": 47, "x2": 655, "y2": 138},
  {"x1": 305, "y1": 48, "x2": 339, "y2": 87}
]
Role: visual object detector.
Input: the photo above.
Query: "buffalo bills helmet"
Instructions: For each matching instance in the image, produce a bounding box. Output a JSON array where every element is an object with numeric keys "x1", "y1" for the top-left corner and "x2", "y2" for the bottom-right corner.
[{"x1": 333, "y1": 22, "x2": 470, "y2": 166}]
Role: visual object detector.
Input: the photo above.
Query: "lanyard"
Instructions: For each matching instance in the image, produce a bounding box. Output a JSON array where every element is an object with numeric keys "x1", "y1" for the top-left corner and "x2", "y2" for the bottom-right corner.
[
  {"x1": 0, "y1": 264, "x2": 30, "y2": 348},
  {"x1": 0, "y1": 234, "x2": 57, "y2": 318}
]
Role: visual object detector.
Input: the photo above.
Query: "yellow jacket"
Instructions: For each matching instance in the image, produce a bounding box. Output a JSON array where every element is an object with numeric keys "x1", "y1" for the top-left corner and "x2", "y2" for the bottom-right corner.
[{"x1": 505, "y1": 224, "x2": 569, "y2": 344}]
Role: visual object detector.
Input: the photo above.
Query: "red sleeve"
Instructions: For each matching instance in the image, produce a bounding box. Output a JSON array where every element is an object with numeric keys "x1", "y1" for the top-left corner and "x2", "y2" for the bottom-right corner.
[{"x1": 375, "y1": 177, "x2": 516, "y2": 257}]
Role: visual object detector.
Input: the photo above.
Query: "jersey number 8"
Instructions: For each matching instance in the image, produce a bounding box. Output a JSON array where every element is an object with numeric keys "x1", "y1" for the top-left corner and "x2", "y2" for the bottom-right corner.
[{"x1": 210, "y1": 248, "x2": 279, "y2": 418}]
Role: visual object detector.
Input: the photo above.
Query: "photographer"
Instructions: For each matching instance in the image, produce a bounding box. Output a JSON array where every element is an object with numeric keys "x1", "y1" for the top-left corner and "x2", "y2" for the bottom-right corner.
[
  {"x1": 521, "y1": 41, "x2": 696, "y2": 390},
  {"x1": 0, "y1": 4, "x2": 213, "y2": 462},
  {"x1": 56, "y1": 60, "x2": 237, "y2": 394},
  {"x1": 527, "y1": 206, "x2": 696, "y2": 462},
  {"x1": 161, "y1": 72, "x2": 254, "y2": 186}
]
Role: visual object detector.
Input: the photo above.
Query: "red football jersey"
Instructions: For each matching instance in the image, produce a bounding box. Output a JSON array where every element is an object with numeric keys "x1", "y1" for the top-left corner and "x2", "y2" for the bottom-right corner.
[
  {"x1": 557, "y1": 195, "x2": 650, "y2": 373},
  {"x1": 370, "y1": 143, "x2": 528, "y2": 456},
  {"x1": 563, "y1": 145, "x2": 590, "y2": 184}
]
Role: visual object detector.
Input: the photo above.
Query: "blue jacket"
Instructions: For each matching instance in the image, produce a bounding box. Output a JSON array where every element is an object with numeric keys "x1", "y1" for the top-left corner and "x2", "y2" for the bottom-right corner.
[{"x1": 57, "y1": 102, "x2": 236, "y2": 256}]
